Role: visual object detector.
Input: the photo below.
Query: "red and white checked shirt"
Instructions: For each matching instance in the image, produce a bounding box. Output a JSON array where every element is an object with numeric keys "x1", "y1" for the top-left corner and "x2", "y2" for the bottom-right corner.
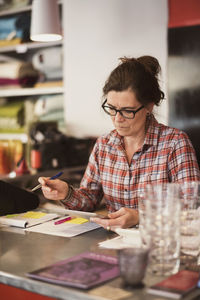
[{"x1": 64, "y1": 115, "x2": 200, "y2": 212}]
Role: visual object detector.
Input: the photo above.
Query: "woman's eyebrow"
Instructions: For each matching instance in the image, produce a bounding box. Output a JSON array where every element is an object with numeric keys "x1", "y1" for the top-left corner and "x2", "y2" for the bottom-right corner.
[{"x1": 107, "y1": 102, "x2": 137, "y2": 109}]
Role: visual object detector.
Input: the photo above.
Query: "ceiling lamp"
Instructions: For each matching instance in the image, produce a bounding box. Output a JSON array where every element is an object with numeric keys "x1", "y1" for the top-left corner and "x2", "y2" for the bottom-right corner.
[{"x1": 30, "y1": 0, "x2": 62, "y2": 42}]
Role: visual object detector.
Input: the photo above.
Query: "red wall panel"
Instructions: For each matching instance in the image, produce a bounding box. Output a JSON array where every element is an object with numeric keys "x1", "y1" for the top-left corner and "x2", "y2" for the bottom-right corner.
[{"x1": 168, "y1": 0, "x2": 200, "y2": 28}]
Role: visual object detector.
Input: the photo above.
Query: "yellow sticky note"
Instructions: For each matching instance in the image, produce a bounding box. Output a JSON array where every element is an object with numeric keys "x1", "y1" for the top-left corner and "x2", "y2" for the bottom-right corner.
[
  {"x1": 22, "y1": 211, "x2": 46, "y2": 219},
  {"x1": 67, "y1": 217, "x2": 88, "y2": 224},
  {"x1": 6, "y1": 214, "x2": 19, "y2": 218}
]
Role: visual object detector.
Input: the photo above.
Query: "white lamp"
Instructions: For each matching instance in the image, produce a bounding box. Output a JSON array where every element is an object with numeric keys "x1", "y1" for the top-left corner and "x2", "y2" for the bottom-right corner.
[{"x1": 30, "y1": 0, "x2": 62, "y2": 42}]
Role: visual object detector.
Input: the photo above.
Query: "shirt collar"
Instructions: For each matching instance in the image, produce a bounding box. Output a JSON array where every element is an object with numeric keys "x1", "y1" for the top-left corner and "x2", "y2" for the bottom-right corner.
[
  {"x1": 107, "y1": 113, "x2": 159, "y2": 148},
  {"x1": 143, "y1": 114, "x2": 159, "y2": 147}
]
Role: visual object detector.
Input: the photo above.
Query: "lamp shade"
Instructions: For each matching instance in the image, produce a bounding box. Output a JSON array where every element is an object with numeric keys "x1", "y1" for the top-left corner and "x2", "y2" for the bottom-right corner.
[{"x1": 30, "y1": 0, "x2": 62, "y2": 42}]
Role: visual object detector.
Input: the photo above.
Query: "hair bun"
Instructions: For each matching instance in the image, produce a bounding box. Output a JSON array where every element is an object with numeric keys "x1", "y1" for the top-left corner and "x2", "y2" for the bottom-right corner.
[
  {"x1": 137, "y1": 56, "x2": 161, "y2": 78},
  {"x1": 119, "y1": 57, "x2": 136, "y2": 64}
]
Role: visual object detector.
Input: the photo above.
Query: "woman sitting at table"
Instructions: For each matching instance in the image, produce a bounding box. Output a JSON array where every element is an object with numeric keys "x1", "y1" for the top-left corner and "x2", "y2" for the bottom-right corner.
[{"x1": 38, "y1": 55, "x2": 200, "y2": 229}]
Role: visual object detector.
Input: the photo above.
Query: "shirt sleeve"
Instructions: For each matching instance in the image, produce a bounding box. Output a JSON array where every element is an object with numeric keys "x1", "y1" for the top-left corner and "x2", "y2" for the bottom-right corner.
[
  {"x1": 61, "y1": 141, "x2": 104, "y2": 211},
  {"x1": 168, "y1": 131, "x2": 200, "y2": 182}
]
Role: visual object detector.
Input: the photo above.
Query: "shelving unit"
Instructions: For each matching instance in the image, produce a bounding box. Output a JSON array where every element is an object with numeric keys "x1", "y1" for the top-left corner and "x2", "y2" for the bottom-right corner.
[{"x1": 0, "y1": 1, "x2": 64, "y2": 174}]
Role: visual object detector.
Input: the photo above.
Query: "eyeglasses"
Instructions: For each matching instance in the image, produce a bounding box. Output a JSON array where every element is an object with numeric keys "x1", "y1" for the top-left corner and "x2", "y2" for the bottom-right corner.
[{"x1": 102, "y1": 99, "x2": 144, "y2": 119}]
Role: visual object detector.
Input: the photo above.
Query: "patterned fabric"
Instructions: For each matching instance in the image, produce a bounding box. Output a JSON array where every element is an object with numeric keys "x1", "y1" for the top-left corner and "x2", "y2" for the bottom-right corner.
[{"x1": 64, "y1": 115, "x2": 200, "y2": 212}]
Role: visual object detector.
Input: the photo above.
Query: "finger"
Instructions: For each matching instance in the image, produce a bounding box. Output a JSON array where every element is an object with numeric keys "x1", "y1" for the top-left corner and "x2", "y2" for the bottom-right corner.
[
  {"x1": 41, "y1": 185, "x2": 52, "y2": 193},
  {"x1": 90, "y1": 217, "x2": 121, "y2": 229},
  {"x1": 42, "y1": 190, "x2": 58, "y2": 199},
  {"x1": 108, "y1": 209, "x2": 124, "y2": 218},
  {"x1": 38, "y1": 177, "x2": 49, "y2": 186}
]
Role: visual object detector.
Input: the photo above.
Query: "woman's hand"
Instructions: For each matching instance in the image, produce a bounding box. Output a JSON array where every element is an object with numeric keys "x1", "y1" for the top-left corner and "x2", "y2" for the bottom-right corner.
[
  {"x1": 90, "y1": 207, "x2": 139, "y2": 230},
  {"x1": 38, "y1": 177, "x2": 69, "y2": 201}
]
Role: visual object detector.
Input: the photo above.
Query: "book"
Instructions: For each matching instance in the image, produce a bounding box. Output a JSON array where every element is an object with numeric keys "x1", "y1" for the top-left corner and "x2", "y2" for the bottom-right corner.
[
  {"x1": 147, "y1": 270, "x2": 199, "y2": 299},
  {"x1": 0, "y1": 211, "x2": 58, "y2": 228},
  {"x1": 27, "y1": 252, "x2": 120, "y2": 289}
]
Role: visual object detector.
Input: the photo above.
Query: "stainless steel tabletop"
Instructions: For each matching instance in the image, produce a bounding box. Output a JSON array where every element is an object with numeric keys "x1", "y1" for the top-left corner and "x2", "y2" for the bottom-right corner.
[{"x1": 0, "y1": 225, "x2": 199, "y2": 300}]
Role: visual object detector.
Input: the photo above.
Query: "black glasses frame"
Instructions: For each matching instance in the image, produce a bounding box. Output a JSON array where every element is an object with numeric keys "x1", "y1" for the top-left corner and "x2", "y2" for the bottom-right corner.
[{"x1": 102, "y1": 99, "x2": 144, "y2": 119}]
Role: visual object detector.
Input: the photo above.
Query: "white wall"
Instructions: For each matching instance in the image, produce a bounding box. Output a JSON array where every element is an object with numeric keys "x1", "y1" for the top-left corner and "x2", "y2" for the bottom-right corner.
[{"x1": 63, "y1": 0, "x2": 168, "y2": 138}]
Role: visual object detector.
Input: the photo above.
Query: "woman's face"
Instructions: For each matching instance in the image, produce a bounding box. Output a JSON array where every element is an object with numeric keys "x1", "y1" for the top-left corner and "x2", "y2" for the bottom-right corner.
[{"x1": 106, "y1": 89, "x2": 151, "y2": 137}]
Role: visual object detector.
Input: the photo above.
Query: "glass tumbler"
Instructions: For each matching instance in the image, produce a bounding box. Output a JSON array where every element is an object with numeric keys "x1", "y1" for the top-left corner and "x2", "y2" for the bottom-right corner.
[
  {"x1": 179, "y1": 181, "x2": 200, "y2": 265},
  {"x1": 143, "y1": 183, "x2": 181, "y2": 276}
]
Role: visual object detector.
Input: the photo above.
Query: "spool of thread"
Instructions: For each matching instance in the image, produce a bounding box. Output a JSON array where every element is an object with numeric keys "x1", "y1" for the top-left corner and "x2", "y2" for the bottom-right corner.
[{"x1": 31, "y1": 149, "x2": 41, "y2": 169}]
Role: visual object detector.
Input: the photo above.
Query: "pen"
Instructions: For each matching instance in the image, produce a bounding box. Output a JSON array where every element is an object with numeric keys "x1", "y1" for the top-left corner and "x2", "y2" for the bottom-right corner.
[
  {"x1": 54, "y1": 216, "x2": 71, "y2": 225},
  {"x1": 31, "y1": 171, "x2": 64, "y2": 192}
]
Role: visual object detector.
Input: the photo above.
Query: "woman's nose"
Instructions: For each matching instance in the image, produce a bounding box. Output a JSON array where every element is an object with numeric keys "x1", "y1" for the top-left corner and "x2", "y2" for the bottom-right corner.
[{"x1": 115, "y1": 111, "x2": 124, "y2": 121}]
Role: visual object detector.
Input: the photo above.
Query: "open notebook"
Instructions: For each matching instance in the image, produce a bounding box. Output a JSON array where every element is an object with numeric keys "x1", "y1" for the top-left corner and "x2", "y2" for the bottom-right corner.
[{"x1": 0, "y1": 211, "x2": 58, "y2": 228}]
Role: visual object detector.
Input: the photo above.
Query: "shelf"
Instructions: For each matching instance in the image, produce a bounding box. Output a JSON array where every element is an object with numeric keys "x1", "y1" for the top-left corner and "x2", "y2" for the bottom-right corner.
[
  {"x1": 0, "y1": 40, "x2": 62, "y2": 53},
  {"x1": 0, "y1": 5, "x2": 31, "y2": 16},
  {"x1": 0, "y1": 1, "x2": 62, "y2": 16},
  {"x1": 0, "y1": 133, "x2": 27, "y2": 142},
  {"x1": 0, "y1": 86, "x2": 64, "y2": 97}
]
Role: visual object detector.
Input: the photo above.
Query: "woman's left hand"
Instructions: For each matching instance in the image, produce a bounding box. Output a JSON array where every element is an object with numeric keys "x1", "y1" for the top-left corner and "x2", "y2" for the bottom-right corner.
[{"x1": 90, "y1": 207, "x2": 138, "y2": 230}]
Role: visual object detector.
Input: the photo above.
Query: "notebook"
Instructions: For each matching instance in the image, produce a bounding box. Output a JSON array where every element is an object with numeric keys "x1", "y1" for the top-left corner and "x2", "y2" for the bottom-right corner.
[
  {"x1": 27, "y1": 252, "x2": 120, "y2": 289},
  {"x1": 0, "y1": 211, "x2": 58, "y2": 228}
]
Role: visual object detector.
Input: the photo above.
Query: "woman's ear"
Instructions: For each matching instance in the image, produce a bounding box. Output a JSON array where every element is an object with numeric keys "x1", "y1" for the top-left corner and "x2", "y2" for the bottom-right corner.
[{"x1": 146, "y1": 102, "x2": 154, "y2": 113}]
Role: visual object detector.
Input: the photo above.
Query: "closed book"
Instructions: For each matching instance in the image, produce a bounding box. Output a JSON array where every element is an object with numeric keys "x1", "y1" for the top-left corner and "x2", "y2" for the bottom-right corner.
[
  {"x1": 27, "y1": 252, "x2": 120, "y2": 289},
  {"x1": 147, "y1": 270, "x2": 199, "y2": 299}
]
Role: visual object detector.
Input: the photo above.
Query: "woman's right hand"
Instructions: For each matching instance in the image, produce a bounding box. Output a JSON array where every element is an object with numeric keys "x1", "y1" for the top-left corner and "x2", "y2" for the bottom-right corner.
[{"x1": 38, "y1": 177, "x2": 69, "y2": 201}]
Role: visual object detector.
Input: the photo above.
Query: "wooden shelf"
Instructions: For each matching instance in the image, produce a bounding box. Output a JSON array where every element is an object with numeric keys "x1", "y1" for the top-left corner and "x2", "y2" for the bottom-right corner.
[
  {"x1": 0, "y1": 40, "x2": 62, "y2": 53},
  {"x1": 0, "y1": 5, "x2": 31, "y2": 16},
  {"x1": 0, "y1": 86, "x2": 64, "y2": 97},
  {"x1": 0, "y1": 133, "x2": 27, "y2": 142}
]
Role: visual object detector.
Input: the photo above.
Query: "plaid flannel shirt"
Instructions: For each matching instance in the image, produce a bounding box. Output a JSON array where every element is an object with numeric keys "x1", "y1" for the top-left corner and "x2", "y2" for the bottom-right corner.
[{"x1": 64, "y1": 115, "x2": 200, "y2": 212}]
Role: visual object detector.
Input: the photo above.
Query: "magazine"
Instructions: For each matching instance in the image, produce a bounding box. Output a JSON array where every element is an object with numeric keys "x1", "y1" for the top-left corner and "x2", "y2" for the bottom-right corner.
[{"x1": 27, "y1": 252, "x2": 120, "y2": 289}]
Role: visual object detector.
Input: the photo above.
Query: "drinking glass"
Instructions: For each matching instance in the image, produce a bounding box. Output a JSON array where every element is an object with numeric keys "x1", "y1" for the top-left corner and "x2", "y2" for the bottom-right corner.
[
  {"x1": 138, "y1": 193, "x2": 152, "y2": 248},
  {"x1": 179, "y1": 182, "x2": 200, "y2": 265},
  {"x1": 118, "y1": 247, "x2": 149, "y2": 287},
  {"x1": 141, "y1": 183, "x2": 181, "y2": 276}
]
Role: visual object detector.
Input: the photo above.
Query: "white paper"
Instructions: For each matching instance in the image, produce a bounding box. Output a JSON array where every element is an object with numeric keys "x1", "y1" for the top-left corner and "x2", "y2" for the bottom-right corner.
[
  {"x1": 25, "y1": 219, "x2": 101, "y2": 237},
  {"x1": 99, "y1": 228, "x2": 142, "y2": 249}
]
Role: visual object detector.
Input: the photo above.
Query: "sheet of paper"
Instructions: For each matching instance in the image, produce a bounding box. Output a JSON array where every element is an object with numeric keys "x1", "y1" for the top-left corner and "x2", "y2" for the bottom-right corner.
[
  {"x1": 99, "y1": 231, "x2": 142, "y2": 249},
  {"x1": 25, "y1": 218, "x2": 101, "y2": 237}
]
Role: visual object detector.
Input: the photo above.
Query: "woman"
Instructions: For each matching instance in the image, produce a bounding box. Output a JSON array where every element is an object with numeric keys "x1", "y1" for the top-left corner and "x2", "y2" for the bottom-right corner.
[{"x1": 38, "y1": 56, "x2": 200, "y2": 229}]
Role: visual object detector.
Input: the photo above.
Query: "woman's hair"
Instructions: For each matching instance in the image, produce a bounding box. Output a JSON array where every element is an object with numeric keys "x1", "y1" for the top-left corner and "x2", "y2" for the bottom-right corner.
[{"x1": 103, "y1": 56, "x2": 165, "y2": 106}]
